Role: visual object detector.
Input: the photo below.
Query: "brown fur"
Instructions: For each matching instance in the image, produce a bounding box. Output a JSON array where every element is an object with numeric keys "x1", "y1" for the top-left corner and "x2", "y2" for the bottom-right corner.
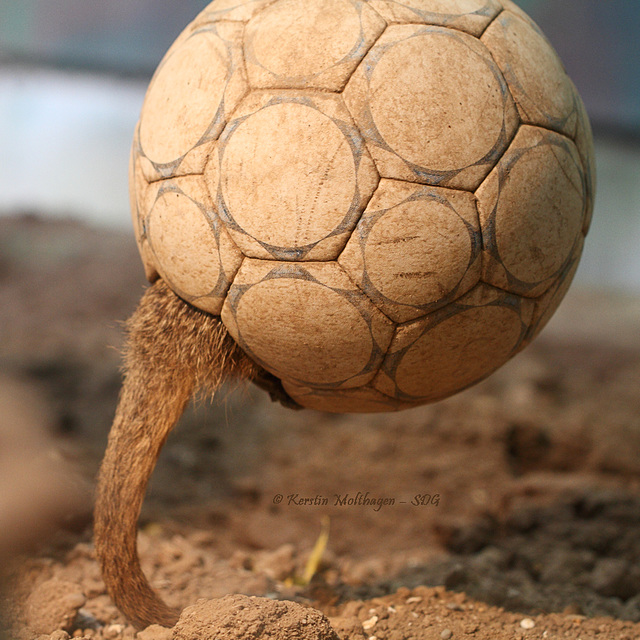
[{"x1": 94, "y1": 280, "x2": 286, "y2": 629}]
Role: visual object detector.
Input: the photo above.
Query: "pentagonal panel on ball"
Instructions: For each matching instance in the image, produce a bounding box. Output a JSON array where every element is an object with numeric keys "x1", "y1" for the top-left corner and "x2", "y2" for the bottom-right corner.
[
  {"x1": 144, "y1": 176, "x2": 243, "y2": 315},
  {"x1": 373, "y1": 284, "x2": 534, "y2": 403},
  {"x1": 244, "y1": 0, "x2": 386, "y2": 91},
  {"x1": 213, "y1": 91, "x2": 379, "y2": 261},
  {"x1": 343, "y1": 25, "x2": 519, "y2": 191},
  {"x1": 138, "y1": 22, "x2": 247, "y2": 179},
  {"x1": 476, "y1": 125, "x2": 586, "y2": 297},
  {"x1": 339, "y1": 179, "x2": 482, "y2": 323},
  {"x1": 221, "y1": 259, "x2": 395, "y2": 389},
  {"x1": 482, "y1": 10, "x2": 578, "y2": 136},
  {"x1": 366, "y1": 0, "x2": 503, "y2": 37}
]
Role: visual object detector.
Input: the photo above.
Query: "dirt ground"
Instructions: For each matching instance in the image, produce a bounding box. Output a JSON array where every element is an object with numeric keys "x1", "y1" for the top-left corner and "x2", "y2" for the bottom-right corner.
[{"x1": 1, "y1": 214, "x2": 640, "y2": 640}]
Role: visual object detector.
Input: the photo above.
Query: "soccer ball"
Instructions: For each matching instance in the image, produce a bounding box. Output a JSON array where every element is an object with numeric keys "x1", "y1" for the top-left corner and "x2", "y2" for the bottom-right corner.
[{"x1": 130, "y1": 0, "x2": 595, "y2": 413}]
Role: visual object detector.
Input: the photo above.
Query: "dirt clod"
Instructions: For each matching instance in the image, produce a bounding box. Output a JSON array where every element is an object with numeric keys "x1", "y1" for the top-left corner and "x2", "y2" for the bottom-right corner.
[
  {"x1": 25, "y1": 579, "x2": 86, "y2": 635},
  {"x1": 172, "y1": 595, "x2": 339, "y2": 640}
]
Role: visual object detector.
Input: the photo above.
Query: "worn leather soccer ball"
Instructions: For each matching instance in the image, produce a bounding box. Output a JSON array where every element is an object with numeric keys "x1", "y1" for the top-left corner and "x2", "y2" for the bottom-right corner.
[{"x1": 130, "y1": 0, "x2": 595, "y2": 413}]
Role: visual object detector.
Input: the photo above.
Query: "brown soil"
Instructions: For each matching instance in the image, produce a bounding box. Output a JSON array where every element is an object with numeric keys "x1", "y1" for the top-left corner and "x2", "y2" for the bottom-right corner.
[{"x1": 1, "y1": 214, "x2": 640, "y2": 640}]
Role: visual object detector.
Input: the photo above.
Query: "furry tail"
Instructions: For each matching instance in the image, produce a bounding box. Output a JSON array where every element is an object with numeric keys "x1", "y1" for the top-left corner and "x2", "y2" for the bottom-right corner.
[{"x1": 94, "y1": 280, "x2": 259, "y2": 629}]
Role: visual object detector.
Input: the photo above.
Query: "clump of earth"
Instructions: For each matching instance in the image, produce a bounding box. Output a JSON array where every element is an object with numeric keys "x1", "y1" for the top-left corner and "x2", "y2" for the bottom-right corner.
[{"x1": 1, "y1": 215, "x2": 640, "y2": 640}]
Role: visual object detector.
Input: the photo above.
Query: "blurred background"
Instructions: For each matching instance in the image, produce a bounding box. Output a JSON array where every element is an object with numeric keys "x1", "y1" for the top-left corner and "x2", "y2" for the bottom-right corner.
[{"x1": 0, "y1": 0, "x2": 639, "y2": 291}]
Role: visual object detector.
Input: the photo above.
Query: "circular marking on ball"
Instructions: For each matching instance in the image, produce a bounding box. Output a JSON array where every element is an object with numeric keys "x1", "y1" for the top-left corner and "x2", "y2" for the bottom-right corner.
[
  {"x1": 364, "y1": 199, "x2": 473, "y2": 308},
  {"x1": 147, "y1": 190, "x2": 222, "y2": 299},
  {"x1": 493, "y1": 136, "x2": 584, "y2": 286},
  {"x1": 369, "y1": 29, "x2": 509, "y2": 172},
  {"x1": 234, "y1": 277, "x2": 373, "y2": 385},
  {"x1": 220, "y1": 101, "x2": 357, "y2": 251},
  {"x1": 246, "y1": 0, "x2": 362, "y2": 82},
  {"x1": 393, "y1": 305, "x2": 522, "y2": 399},
  {"x1": 140, "y1": 32, "x2": 229, "y2": 165}
]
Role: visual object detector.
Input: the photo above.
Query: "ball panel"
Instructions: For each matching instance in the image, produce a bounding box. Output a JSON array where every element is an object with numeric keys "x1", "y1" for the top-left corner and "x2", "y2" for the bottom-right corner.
[
  {"x1": 220, "y1": 102, "x2": 354, "y2": 248},
  {"x1": 139, "y1": 23, "x2": 247, "y2": 169},
  {"x1": 130, "y1": 143, "x2": 161, "y2": 283},
  {"x1": 221, "y1": 259, "x2": 395, "y2": 388},
  {"x1": 477, "y1": 125, "x2": 585, "y2": 297},
  {"x1": 393, "y1": 306, "x2": 520, "y2": 398},
  {"x1": 129, "y1": 141, "x2": 143, "y2": 242},
  {"x1": 132, "y1": 121, "x2": 165, "y2": 186},
  {"x1": 216, "y1": 91, "x2": 379, "y2": 261},
  {"x1": 339, "y1": 179, "x2": 481, "y2": 323},
  {"x1": 373, "y1": 284, "x2": 533, "y2": 402},
  {"x1": 343, "y1": 25, "x2": 518, "y2": 190},
  {"x1": 134, "y1": 171, "x2": 163, "y2": 232},
  {"x1": 244, "y1": 0, "x2": 386, "y2": 92},
  {"x1": 524, "y1": 237, "x2": 584, "y2": 346},
  {"x1": 366, "y1": 0, "x2": 503, "y2": 37},
  {"x1": 573, "y1": 90, "x2": 597, "y2": 235},
  {"x1": 482, "y1": 11, "x2": 577, "y2": 136},
  {"x1": 497, "y1": 0, "x2": 539, "y2": 29},
  {"x1": 283, "y1": 382, "x2": 420, "y2": 413},
  {"x1": 146, "y1": 176, "x2": 243, "y2": 314},
  {"x1": 138, "y1": 239, "x2": 160, "y2": 284}
]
